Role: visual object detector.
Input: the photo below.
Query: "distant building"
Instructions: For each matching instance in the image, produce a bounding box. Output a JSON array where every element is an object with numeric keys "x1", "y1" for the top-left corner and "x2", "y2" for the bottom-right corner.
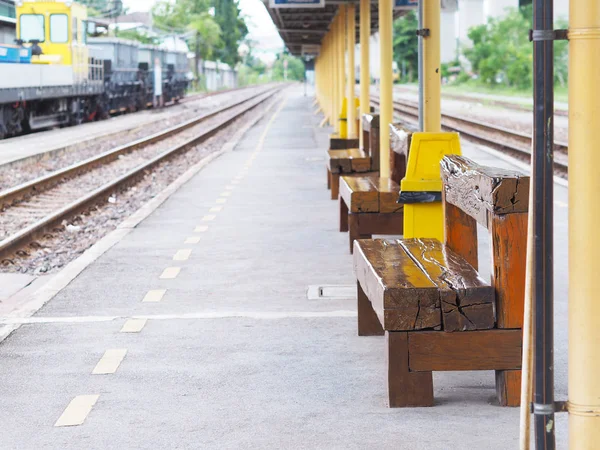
[{"x1": 0, "y1": 0, "x2": 15, "y2": 44}]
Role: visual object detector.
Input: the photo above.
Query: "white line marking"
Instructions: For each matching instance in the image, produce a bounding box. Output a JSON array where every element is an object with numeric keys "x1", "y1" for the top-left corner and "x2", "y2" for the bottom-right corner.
[
  {"x1": 216, "y1": 198, "x2": 227, "y2": 204},
  {"x1": 202, "y1": 215, "x2": 216, "y2": 222},
  {"x1": 209, "y1": 206, "x2": 223, "y2": 213},
  {"x1": 92, "y1": 349, "x2": 127, "y2": 375},
  {"x1": 120, "y1": 318, "x2": 147, "y2": 333},
  {"x1": 142, "y1": 289, "x2": 167, "y2": 303},
  {"x1": 160, "y1": 267, "x2": 180, "y2": 279},
  {"x1": 194, "y1": 225, "x2": 208, "y2": 233},
  {"x1": 184, "y1": 236, "x2": 201, "y2": 244},
  {"x1": 55, "y1": 395, "x2": 99, "y2": 427},
  {"x1": 173, "y1": 249, "x2": 192, "y2": 261},
  {"x1": 1, "y1": 310, "x2": 357, "y2": 325}
]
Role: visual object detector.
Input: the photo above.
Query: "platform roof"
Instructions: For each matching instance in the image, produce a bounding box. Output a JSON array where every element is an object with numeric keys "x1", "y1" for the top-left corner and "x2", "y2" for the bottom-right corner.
[{"x1": 262, "y1": 1, "x2": 406, "y2": 57}]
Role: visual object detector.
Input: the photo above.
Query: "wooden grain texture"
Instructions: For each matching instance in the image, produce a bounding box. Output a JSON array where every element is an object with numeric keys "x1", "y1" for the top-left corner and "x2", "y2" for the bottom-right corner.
[
  {"x1": 339, "y1": 196, "x2": 349, "y2": 232},
  {"x1": 330, "y1": 173, "x2": 340, "y2": 200},
  {"x1": 353, "y1": 239, "x2": 441, "y2": 330},
  {"x1": 399, "y1": 238, "x2": 495, "y2": 331},
  {"x1": 340, "y1": 176, "x2": 379, "y2": 213},
  {"x1": 354, "y1": 212, "x2": 403, "y2": 235},
  {"x1": 328, "y1": 149, "x2": 370, "y2": 174},
  {"x1": 408, "y1": 329, "x2": 522, "y2": 371},
  {"x1": 330, "y1": 137, "x2": 359, "y2": 150},
  {"x1": 377, "y1": 178, "x2": 403, "y2": 213},
  {"x1": 389, "y1": 123, "x2": 412, "y2": 185},
  {"x1": 496, "y1": 369, "x2": 522, "y2": 406},
  {"x1": 441, "y1": 155, "x2": 530, "y2": 228},
  {"x1": 443, "y1": 193, "x2": 478, "y2": 270},
  {"x1": 357, "y1": 282, "x2": 384, "y2": 336},
  {"x1": 387, "y1": 332, "x2": 434, "y2": 407},
  {"x1": 351, "y1": 156, "x2": 372, "y2": 173},
  {"x1": 491, "y1": 213, "x2": 527, "y2": 329},
  {"x1": 348, "y1": 214, "x2": 372, "y2": 254}
]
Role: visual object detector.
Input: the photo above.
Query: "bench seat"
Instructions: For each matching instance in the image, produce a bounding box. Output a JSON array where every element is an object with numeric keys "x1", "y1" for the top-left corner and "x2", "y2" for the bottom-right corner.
[
  {"x1": 339, "y1": 176, "x2": 403, "y2": 252},
  {"x1": 327, "y1": 149, "x2": 372, "y2": 199}
]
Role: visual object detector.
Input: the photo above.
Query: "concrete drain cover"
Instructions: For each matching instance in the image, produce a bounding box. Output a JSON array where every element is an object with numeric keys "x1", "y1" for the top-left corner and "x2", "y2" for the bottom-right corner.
[{"x1": 307, "y1": 285, "x2": 356, "y2": 300}]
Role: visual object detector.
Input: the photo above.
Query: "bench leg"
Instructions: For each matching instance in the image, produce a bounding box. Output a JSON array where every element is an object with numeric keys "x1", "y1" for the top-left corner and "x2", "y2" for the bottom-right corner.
[
  {"x1": 357, "y1": 282, "x2": 384, "y2": 336},
  {"x1": 348, "y1": 213, "x2": 371, "y2": 254},
  {"x1": 340, "y1": 197, "x2": 349, "y2": 232},
  {"x1": 495, "y1": 369, "x2": 521, "y2": 406},
  {"x1": 327, "y1": 168, "x2": 331, "y2": 190},
  {"x1": 330, "y1": 173, "x2": 340, "y2": 200},
  {"x1": 387, "y1": 332, "x2": 434, "y2": 408}
]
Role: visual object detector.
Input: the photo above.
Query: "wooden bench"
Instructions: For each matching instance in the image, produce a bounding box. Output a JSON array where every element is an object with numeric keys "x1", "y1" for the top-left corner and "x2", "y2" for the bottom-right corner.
[
  {"x1": 329, "y1": 135, "x2": 359, "y2": 150},
  {"x1": 327, "y1": 115, "x2": 379, "y2": 200},
  {"x1": 353, "y1": 155, "x2": 529, "y2": 407},
  {"x1": 338, "y1": 122, "x2": 413, "y2": 252}
]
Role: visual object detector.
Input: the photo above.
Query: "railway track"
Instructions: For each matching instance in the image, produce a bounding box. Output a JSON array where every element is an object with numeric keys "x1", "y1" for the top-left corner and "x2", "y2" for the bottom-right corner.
[
  {"x1": 370, "y1": 97, "x2": 569, "y2": 178},
  {"x1": 0, "y1": 87, "x2": 281, "y2": 260}
]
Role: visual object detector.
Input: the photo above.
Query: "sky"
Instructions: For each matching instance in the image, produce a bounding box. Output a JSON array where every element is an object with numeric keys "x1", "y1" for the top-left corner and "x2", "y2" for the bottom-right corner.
[{"x1": 122, "y1": 0, "x2": 284, "y2": 63}]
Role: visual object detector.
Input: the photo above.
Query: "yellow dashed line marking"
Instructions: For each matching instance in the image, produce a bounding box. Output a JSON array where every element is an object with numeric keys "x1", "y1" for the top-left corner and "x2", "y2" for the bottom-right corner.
[
  {"x1": 216, "y1": 198, "x2": 227, "y2": 204},
  {"x1": 185, "y1": 236, "x2": 201, "y2": 244},
  {"x1": 202, "y1": 215, "x2": 216, "y2": 222},
  {"x1": 55, "y1": 395, "x2": 99, "y2": 427},
  {"x1": 173, "y1": 249, "x2": 192, "y2": 261},
  {"x1": 120, "y1": 319, "x2": 147, "y2": 333},
  {"x1": 194, "y1": 225, "x2": 208, "y2": 233},
  {"x1": 142, "y1": 289, "x2": 167, "y2": 303},
  {"x1": 92, "y1": 349, "x2": 128, "y2": 375},
  {"x1": 555, "y1": 200, "x2": 568, "y2": 208},
  {"x1": 220, "y1": 192, "x2": 231, "y2": 197},
  {"x1": 160, "y1": 267, "x2": 181, "y2": 279},
  {"x1": 209, "y1": 206, "x2": 223, "y2": 213}
]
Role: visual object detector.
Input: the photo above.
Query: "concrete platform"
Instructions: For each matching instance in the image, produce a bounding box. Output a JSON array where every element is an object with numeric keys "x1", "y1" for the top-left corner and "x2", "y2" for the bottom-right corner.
[{"x1": 0, "y1": 87, "x2": 569, "y2": 448}]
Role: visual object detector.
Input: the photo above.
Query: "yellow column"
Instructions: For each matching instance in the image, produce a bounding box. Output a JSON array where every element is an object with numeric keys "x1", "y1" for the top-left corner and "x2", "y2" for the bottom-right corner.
[
  {"x1": 337, "y1": 5, "x2": 346, "y2": 137},
  {"x1": 359, "y1": 0, "x2": 370, "y2": 149},
  {"x1": 346, "y1": 4, "x2": 356, "y2": 139},
  {"x1": 423, "y1": 0, "x2": 441, "y2": 132},
  {"x1": 378, "y1": 0, "x2": 392, "y2": 178},
  {"x1": 332, "y1": 20, "x2": 340, "y2": 133},
  {"x1": 569, "y1": 1, "x2": 600, "y2": 448}
]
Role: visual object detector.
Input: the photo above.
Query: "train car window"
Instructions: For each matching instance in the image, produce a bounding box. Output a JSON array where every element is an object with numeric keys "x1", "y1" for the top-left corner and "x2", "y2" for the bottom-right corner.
[
  {"x1": 50, "y1": 14, "x2": 69, "y2": 43},
  {"x1": 19, "y1": 14, "x2": 45, "y2": 43}
]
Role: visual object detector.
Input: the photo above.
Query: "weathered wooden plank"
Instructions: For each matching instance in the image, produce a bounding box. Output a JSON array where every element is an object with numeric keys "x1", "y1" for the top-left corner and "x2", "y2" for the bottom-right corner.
[
  {"x1": 354, "y1": 212, "x2": 403, "y2": 236},
  {"x1": 441, "y1": 155, "x2": 530, "y2": 228},
  {"x1": 362, "y1": 113, "x2": 379, "y2": 133},
  {"x1": 408, "y1": 329, "x2": 522, "y2": 372},
  {"x1": 330, "y1": 136, "x2": 359, "y2": 150},
  {"x1": 399, "y1": 238, "x2": 494, "y2": 331},
  {"x1": 377, "y1": 178, "x2": 403, "y2": 213},
  {"x1": 443, "y1": 192, "x2": 478, "y2": 270},
  {"x1": 389, "y1": 123, "x2": 413, "y2": 184},
  {"x1": 353, "y1": 239, "x2": 441, "y2": 330},
  {"x1": 351, "y1": 156, "x2": 372, "y2": 173},
  {"x1": 327, "y1": 150, "x2": 352, "y2": 173},
  {"x1": 357, "y1": 282, "x2": 384, "y2": 336},
  {"x1": 340, "y1": 176, "x2": 379, "y2": 213}
]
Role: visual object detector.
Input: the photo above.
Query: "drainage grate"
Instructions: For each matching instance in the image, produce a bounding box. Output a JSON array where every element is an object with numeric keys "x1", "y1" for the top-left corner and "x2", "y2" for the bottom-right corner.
[{"x1": 307, "y1": 285, "x2": 356, "y2": 300}]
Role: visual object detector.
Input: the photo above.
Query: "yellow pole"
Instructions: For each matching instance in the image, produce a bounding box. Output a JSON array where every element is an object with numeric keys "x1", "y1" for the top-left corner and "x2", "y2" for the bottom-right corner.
[
  {"x1": 337, "y1": 5, "x2": 346, "y2": 137},
  {"x1": 346, "y1": 4, "x2": 356, "y2": 139},
  {"x1": 359, "y1": 0, "x2": 370, "y2": 149},
  {"x1": 378, "y1": 0, "x2": 392, "y2": 178},
  {"x1": 332, "y1": 19, "x2": 340, "y2": 134},
  {"x1": 423, "y1": 0, "x2": 441, "y2": 132},
  {"x1": 569, "y1": 1, "x2": 600, "y2": 448}
]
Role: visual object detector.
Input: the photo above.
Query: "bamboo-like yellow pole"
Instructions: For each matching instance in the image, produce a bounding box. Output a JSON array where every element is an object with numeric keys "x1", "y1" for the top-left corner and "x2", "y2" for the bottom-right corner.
[
  {"x1": 346, "y1": 4, "x2": 356, "y2": 139},
  {"x1": 337, "y1": 5, "x2": 346, "y2": 137},
  {"x1": 423, "y1": 0, "x2": 441, "y2": 132},
  {"x1": 568, "y1": 2, "x2": 600, "y2": 448},
  {"x1": 332, "y1": 18, "x2": 340, "y2": 133},
  {"x1": 359, "y1": 0, "x2": 370, "y2": 149},
  {"x1": 378, "y1": 0, "x2": 392, "y2": 178}
]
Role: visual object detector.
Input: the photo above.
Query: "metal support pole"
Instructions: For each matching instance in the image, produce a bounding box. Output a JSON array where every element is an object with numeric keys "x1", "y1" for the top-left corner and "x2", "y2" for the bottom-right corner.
[
  {"x1": 569, "y1": 0, "x2": 600, "y2": 448},
  {"x1": 359, "y1": 0, "x2": 370, "y2": 149},
  {"x1": 532, "y1": 0, "x2": 555, "y2": 446},
  {"x1": 347, "y1": 4, "x2": 356, "y2": 139},
  {"x1": 422, "y1": 0, "x2": 441, "y2": 132},
  {"x1": 378, "y1": 0, "x2": 393, "y2": 178}
]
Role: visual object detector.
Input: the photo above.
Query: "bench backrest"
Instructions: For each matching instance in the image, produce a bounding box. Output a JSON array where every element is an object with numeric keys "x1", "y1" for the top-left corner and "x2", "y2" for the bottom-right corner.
[
  {"x1": 362, "y1": 113, "x2": 380, "y2": 171},
  {"x1": 389, "y1": 122, "x2": 419, "y2": 185},
  {"x1": 440, "y1": 155, "x2": 529, "y2": 330}
]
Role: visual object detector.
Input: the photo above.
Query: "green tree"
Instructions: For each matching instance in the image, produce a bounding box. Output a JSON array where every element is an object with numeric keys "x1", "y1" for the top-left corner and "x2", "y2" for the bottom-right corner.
[
  {"x1": 393, "y1": 11, "x2": 418, "y2": 82},
  {"x1": 79, "y1": 0, "x2": 124, "y2": 18},
  {"x1": 189, "y1": 13, "x2": 223, "y2": 83},
  {"x1": 213, "y1": 0, "x2": 248, "y2": 67},
  {"x1": 272, "y1": 53, "x2": 305, "y2": 82}
]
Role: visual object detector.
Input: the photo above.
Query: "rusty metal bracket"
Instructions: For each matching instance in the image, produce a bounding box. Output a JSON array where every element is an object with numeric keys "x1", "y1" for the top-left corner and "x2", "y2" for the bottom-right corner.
[
  {"x1": 416, "y1": 28, "x2": 430, "y2": 37},
  {"x1": 530, "y1": 401, "x2": 569, "y2": 414},
  {"x1": 529, "y1": 29, "x2": 569, "y2": 42}
]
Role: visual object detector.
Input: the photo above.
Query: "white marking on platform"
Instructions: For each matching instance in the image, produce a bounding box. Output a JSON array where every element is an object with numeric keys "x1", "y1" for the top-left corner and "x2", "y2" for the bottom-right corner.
[
  {"x1": 209, "y1": 206, "x2": 222, "y2": 213},
  {"x1": 160, "y1": 267, "x2": 180, "y2": 279},
  {"x1": 220, "y1": 192, "x2": 231, "y2": 197},
  {"x1": 555, "y1": 200, "x2": 568, "y2": 208},
  {"x1": 216, "y1": 198, "x2": 227, "y2": 204},
  {"x1": 0, "y1": 310, "x2": 357, "y2": 325},
  {"x1": 202, "y1": 215, "x2": 216, "y2": 222},
  {"x1": 120, "y1": 318, "x2": 147, "y2": 333},
  {"x1": 92, "y1": 349, "x2": 127, "y2": 375},
  {"x1": 55, "y1": 395, "x2": 99, "y2": 427},
  {"x1": 142, "y1": 289, "x2": 167, "y2": 303},
  {"x1": 173, "y1": 249, "x2": 192, "y2": 261},
  {"x1": 194, "y1": 225, "x2": 208, "y2": 233}
]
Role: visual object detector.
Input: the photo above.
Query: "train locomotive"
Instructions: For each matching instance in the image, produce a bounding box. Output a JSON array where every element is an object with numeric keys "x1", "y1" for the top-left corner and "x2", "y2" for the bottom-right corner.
[{"x1": 0, "y1": 0, "x2": 189, "y2": 139}]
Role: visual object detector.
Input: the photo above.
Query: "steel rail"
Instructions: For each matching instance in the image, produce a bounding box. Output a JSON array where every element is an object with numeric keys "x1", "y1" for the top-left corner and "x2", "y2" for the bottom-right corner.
[
  {"x1": 0, "y1": 86, "x2": 276, "y2": 210},
  {"x1": 0, "y1": 88, "x2": 281, "y2": 259}
]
